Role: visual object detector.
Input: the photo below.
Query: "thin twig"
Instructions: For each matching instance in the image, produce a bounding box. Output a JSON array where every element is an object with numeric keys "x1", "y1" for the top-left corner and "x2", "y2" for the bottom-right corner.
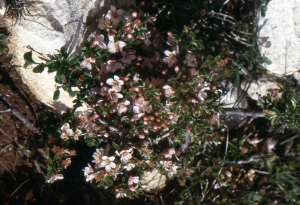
[
  {"x1": 155, "y1": 129, "x2": 175, "y2": 144},
  {"x1": 222, "y1": 108, "x2": 265, "y2": 118}
]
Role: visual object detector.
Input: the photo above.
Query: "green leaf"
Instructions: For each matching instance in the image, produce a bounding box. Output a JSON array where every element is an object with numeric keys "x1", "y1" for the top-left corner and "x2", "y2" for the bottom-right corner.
[
  {"x1": 53, "y1": 89, "x2": 60, "y2": 100},
  {"x1": 33, "y1": 63, "x2": 45, "y2": 73},
  {"x1": 112, "y1": 142, "x2": 120, "y2": 149},
  {"x1": 262, "y1": 56, "x2": 272, "y2": 65},
  {"x1": 0, "y1": 34, "x2": 6, "y2": 41},
  {"x1": 23, "y1": 51, "x2": 36, "y2": 68},
  {"x1": 57, "y1": 66, "x2": 67, "y2": 77},
  {"x1": 0, "y1": 44, "x2": 9, "y2": 53},
  {"x1": 60, "y1": 47, "x2": 68, "y2": 58},
  {"x1": 46, "y1": 170, "x2": 53, "y2": 180}
]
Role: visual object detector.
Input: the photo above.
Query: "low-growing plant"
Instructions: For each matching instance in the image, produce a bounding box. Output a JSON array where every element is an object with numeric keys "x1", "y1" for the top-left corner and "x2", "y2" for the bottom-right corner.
[{"x1": 21, "y1": 0, "x2": 300, "y2": 204}]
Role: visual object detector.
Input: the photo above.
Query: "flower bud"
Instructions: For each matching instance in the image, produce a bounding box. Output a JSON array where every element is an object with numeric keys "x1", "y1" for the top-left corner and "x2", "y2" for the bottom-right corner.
[{"x1": 132, "y1": 12, "x2": 138, "y2": 18}]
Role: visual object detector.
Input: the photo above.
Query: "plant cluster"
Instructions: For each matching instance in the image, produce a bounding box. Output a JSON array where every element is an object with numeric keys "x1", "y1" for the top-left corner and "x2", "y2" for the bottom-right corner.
[{"x1": 21, "y1": 0, "x2": 300, "y2": 204}]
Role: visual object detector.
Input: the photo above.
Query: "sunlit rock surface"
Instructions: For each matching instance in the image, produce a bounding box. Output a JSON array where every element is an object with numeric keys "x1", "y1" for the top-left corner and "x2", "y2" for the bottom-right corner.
[
  {"x1": 1, "y1": 0, "x2": 134, "y2": 114},
  {"x1": 258, "y1": 0, "x2": 300, "y2": 76}
]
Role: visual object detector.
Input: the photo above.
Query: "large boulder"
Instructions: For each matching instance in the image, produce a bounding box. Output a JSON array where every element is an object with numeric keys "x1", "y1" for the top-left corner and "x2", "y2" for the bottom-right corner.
[
  {"x1": 258, "y1": 0, "x2": 300, "y2": 76},
  {"x1": 0, "y1": 0, "x2": 134, "y2": 114}
]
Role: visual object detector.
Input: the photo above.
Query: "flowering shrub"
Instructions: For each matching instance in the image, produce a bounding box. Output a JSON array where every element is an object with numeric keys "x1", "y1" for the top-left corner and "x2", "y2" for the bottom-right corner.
[{"x1": 23, "y1": 0, "x2": 300, "y2": 204}]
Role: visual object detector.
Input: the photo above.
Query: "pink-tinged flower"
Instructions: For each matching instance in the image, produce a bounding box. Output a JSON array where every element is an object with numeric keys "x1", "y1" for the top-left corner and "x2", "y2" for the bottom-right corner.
[
  {"x1": 143, "y1": 31, "x2": 152, "y2": 46},
  {"x1": 184, "y1": 52, "x2": 197, "y2": 67},
  {"x1": 266, "y1": 138, "x2": 276, "y2": 152},
  {"x1": 60, "y1": 123, "x2": 73, "y2": 140},
  {"x1": 132, "y1": 73, "x2": 140, "y2": 83},
  {"x1": 85, "y1": 171, "x2": 101, "y2": 182},
  {"x1": 62, "y1": 158, "x2": 71, "y2": 169},
  {"x1": 116, "y1": 190, "x2": 127, "y2": 198},
  {"x1": 123, "y1": 163, "x2": 135, "y2": 171},
  {"x1": 108, "y1": 88, "x2": 123, "y2": 102},
  {"x1": 106, "y1": 75, "x2": 124, "y2": 92},
  {"x1": 98, "y1": 15, "x2": 111, "y2": 29},
  {"x1": 168, "y1": 112, "x2": 180, "y2": 124},
  {"x1": 117, "y1": 100, "x2": 130, "y2": 116},
  {"x1": 167, "y1": 35, "x2": 179, "y2": 51},
  {"x1": 83, "y1": 164, "x2": 94, "y2": 176},
  {"x1": 72, "y1": 128, "x2": 82, "y2": 140},
  {"x1": 129, "y1": 185, "x2": 136, "y2": 192},
  {"x1": 124, "y1": 16, "x2": 134, "y2": 33},
  {"x1": 92, "y1": 34, "x2": 107, "y2": 49},
  {"x1": 167, "y1": 164, "x2": 178, "y2": 178},
  {"x1": 128, "y1": 176, "x2": 139, "y2": 186},
  {"x1": 163, "y1": 85, "x2": 175, "y2": 98},
  {"x1": 120, "y1": 148, "x2": 133, "y2": 163},
  {"x1": 160, "y1": 160, "x2": 173, "y2": 169},
  {"x1": 145, "y1": 77, "x2": 164, "y2": 87},
  {"x1": 121, "y1": 51, "x2": 136, "y2": 65},
  {"x1": 141, "y1": 101, "x2": 152, "y2": 113},
  {"x1": 46, "y1": 174, "x2": 64, "y2": 183},
  {"x1": 133, "y1": 105, "x2": 144, "y2": 120},
  {"x1": 108, "y1": 40, "x2": 126, "y2": 53},
  {"x1": 106, "y1": 5, "x2": 123, "y2": 27},
  {"x1": 197, "y1": 89, "x2": 208, "y2": 102},
  {"x1": 134, "y1": 96, "x2": 145, "y2": 106},
  {"x1": 162, "y1": 148, "x2": 176, "y2": 159},
  {"x1": 80, "y1": 57, "x2": 96, "y2": 70},
  {"x1": 100, "y1": 86, "x2": 109, "y2": 96},
  {"x1": 106, "y1": 60, "x2": 122, "y2": 73},
  {"x1": 100, "y1": 156, "x2": 116, "y2": 172},
  {"x1": 163, "y1": 50, "x2": 177, "y2": 67},
  {"x1": 92, "y1": 149, "x2": 104, "y2": 167}
]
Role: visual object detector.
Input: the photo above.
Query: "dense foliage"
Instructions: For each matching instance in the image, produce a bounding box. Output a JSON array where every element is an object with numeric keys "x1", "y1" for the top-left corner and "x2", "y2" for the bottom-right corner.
[{"x1": 20, "y1": 0, "x2": 300, "y2": 204}]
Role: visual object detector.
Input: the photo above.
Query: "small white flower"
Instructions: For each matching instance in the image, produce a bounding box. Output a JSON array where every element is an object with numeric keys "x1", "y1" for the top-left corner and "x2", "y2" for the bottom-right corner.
[
  {"x1": 163, "y1": 50, "x2": 177, "y2": 67},
  {"x1": 167, "y1": 164, "x2": 178, "y2": 178},
  {"x1": 46, "y1": 174, "x2": 64, "y2": 183},
  {"x1": 98, "y1": 15, "x2": 111, "y2": 29},
  {"x1": 106, "y1": 60, "x2": 122, "y2": 73},
  {"x1": 117, "y1": 100, "x2": 130, "y2": 116},
  {"x1": 108, "y1": 88, "x2": 123, "y2": 102},
  {"x1": 167, "y1": 35, "x2": 179, "y2": 51},
  {"x1": 163, "y1": 85, "x2": 175, "y2": 98},
  {"x1": 132, "y1": 106, "x2": 144, "y2": 120},
  {"x1": 116, "y1": 191, "x2": 127, "y2": 198},
  {"x1": 134, "y1": 96, "x2": 145, "y2": 106},
  {"x1": 184, "y1": 52, "x2": 197, "y2": 67},
  {"x1": 123, "y1": 163, "x2": 135, "y2": 171},
  {"x1": 168, "y1": 113, "x2": 180, "y2": 124},
  {"x1": 80, "y1": 57, "x2": 95, "y2": 70},
  {"x1": 108, "y1": 40, "x2": 126, "y2": 53},
  {"x1": 141, "y1": 101, "x2": 152, "y2": 114},
  {"x1": 162, "y1": 148, "x2": 176, "y2": 159},
  {"x1": 132, "y1": 73, "x2": 140, "y2": 83},
  {"x1": 92, "y1": 34, "x2": 107, "y2": 49},
  {"x1": 92, "y1": 149, "x2": 104, "y2": 167},
  {"x1": 85, "y1": 172, "x2": 99, "y2": 182},
  {"x1": 60, "y1": 123, "x2": 73, "y2": 140},
  {"x1": 100, "y1": 156, "x2": 116, "y2": 172},
  {"x1": 128, "y1": 176, "x2": 139, "y2": 186},
  {"x1": 120, "y1": 148, "x2": 133, "y2": 163},
  {"x1": 83, "y1": 164, "x2": 94, "y2": 176},
  {"x1": 121, "y1": 51, "x2": 136, "y2": 65},
  {"x1": 145, "y1": 77, "x2": 164, "y2": 87},
  {"x1": 143, "y1": 31, "x2": 152, "y2": 46},
  {"x1": 106, "y1": 5, "x2": 123, "y2": 27},
  {"x1": 197, "y1": 89, "x2": 208, "y2": 102},
  {"x1": 106, "y1": 76, "x2": 124, "y2": 92},
  {"x1": 100, "y1": 86, "x2": 109, "y2": 96}
]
